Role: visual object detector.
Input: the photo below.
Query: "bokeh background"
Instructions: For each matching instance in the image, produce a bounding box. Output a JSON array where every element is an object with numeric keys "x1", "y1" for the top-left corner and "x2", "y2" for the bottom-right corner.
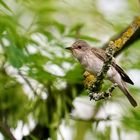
[{"x1": 0, "y1": 0, "x2": 140, "y2": 140}]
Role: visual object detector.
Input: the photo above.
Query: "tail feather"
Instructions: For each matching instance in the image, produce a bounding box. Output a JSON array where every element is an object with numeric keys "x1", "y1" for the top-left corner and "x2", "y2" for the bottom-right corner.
[
  {"x1": 123, "y1": 88, "x2": 137, "y2": 107},
  {"x1": 120, "y1": 82, "x2": 137, "y2": 107}
]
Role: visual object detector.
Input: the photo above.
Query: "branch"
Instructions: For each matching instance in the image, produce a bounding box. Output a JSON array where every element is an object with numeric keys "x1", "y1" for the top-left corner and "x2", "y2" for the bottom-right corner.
[
  {"x1": 88, "y1": 42, "x2": 116, "y2": 100},
  {"x1": 103, "y1": 16, "x2": 140, "y2": 56},
  {"x1": 0, "y1": 121, "x2": 16, "y2": 140},
  {"x1": 84, "y1": 16, "x2": 140, "y2": 100},
  {"x1": 114, "y1": 27, "x2": 140, "y2": 56},
  {"x1": 112, "y1": 16, "x2": 140, "y2": 52},
  {"x1": 89, "y1": 44, "x2": 115, "y2": 93},
  {"x1": 89, "y1": 83, "x2": 118, "y2": 101},
  {"x1": 18, "y1": 71, "x2": 38, "y2": 96}
]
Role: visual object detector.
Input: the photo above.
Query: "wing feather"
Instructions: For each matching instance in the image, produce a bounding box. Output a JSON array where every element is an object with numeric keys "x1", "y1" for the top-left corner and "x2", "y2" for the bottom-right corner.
[{"x1": 91, "y1": 47, "x2": 134, "y2": 85}]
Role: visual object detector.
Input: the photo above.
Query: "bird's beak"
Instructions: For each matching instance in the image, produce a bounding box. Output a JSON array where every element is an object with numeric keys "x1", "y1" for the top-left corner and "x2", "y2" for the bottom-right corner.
[{"x1": 65, "y1": 47, "x2": 72, "y2": 50}]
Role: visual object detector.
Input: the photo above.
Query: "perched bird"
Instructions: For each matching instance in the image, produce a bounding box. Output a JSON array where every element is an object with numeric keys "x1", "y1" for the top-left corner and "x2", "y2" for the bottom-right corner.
[{"x1": 66, "y1": 40, "x2": 137, "y2": 107}]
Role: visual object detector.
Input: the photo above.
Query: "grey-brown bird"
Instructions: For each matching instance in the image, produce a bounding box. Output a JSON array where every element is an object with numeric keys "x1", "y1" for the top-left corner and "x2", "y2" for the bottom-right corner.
[{"x1": 66, "y1": 40, "x2": 137, "y2": 107}]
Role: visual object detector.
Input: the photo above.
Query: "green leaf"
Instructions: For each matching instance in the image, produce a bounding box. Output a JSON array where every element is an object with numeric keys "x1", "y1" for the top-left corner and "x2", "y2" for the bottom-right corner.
[
  {"x1": 41, "y1": 30, "x2": 55, "y2": 41},
  {"x1": 28, "y1": 67, "x2": 56, "y2": 84},
  {"x1": 70, "y1": 23, "x2": 84, "y2": 33},
  {"x1": 52, "y1": 21, "x2": 65, "y2": 34},
  {"x1": 0, "y1": 0, "x2": 13, "y2": 13},
  {"x1": 67, "y1": 34, "x2": 100, "y2": 42},
  {"x1": 5, "y1": 45, "x2": 27, "y2": 68},
  {"x1": 29, "y1": 53, "x2": 49, "y2": 65},
  {"x1": 65, "y1": 64, "x2": 83, "y2": 84}
]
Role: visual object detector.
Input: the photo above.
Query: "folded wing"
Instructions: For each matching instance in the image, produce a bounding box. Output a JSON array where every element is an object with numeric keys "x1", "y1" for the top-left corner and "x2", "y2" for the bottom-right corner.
[{"x1": 91, "y1": 47, "x2": 134, "y2": 85}]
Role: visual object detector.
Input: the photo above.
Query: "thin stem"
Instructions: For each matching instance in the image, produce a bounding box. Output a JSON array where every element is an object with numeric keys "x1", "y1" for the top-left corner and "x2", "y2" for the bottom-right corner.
[
  {"x1": 18, "y1": 71, "x2": 38, "y2": 96},
  {"x1": 70, "y1": 115, "x2": 111, "y2": 123},
  {"x1": 0, "y1": 121, "x2": 16, "y2": 140}
]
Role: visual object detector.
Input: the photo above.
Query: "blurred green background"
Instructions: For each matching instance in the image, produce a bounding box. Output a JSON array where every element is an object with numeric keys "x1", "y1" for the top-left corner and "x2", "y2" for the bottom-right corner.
[{"x1": 0, "y1": 0, "x2": 140, "y2": 140}]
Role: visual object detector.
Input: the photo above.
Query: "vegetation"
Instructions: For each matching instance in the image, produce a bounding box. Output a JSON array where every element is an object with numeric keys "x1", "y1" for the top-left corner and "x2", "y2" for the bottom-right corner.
[{"x1": 0, "y1": 0, "x2": 140, "y2": 140}]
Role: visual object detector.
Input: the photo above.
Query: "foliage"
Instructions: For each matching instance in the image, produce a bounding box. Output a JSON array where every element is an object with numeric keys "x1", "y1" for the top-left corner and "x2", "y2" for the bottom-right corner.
[{"x1": 0, "y1": 0, "x2": 140, "y2": 140}]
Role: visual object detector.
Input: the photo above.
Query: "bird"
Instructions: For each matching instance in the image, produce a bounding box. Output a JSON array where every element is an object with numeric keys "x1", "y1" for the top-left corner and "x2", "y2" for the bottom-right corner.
[{"x1": 66, "y1": 40, "x2": 137, "y2": 107}]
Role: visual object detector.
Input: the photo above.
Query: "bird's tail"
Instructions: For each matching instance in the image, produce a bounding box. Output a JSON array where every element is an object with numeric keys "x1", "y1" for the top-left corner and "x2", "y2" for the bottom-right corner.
[{"x1": 119, "y1": 81, "x2": 137, "y2": 107}]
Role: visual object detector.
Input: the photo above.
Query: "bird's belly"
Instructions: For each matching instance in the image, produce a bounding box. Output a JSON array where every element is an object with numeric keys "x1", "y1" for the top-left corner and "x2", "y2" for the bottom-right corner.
[
  {"x1": 80, "y1": 54, "x2": 122, "y2": 85},
  {"x1": 81, "y1": 55, "x2": 103, "y2": 75}
]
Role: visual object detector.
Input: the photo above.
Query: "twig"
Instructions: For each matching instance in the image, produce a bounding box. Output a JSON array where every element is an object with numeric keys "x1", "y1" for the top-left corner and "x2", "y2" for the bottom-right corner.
[
  {"x1": 58, "y1": 127, "x2": 65, "y2": 140},
  {"x1": 102, "y1": 16, "x2": 140, "y2": 56},
  {"x1": 89, "y1": 43, "x2": 115, "y2": 93},
  {"x1": 70, "y1": 115, "x2": 111, "y2": 123},
  {"x1": 0, "y1": 121, "x2": 16, "y2": 140},
  {"x1": 89, "y1": 42, "x2": 115, "y2": 100},
  {"x1": 89, "y1": 83, "x2": 118, "y2": 101},
  {"x1": 18, "y1": 71, "x2": 38, "y2": 96}
]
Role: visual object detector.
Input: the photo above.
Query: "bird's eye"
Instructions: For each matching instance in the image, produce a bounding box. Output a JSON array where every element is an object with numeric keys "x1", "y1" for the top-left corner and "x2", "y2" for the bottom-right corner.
[{"x1": 77, "y1": 45, "x2": 82, "y2": 49}]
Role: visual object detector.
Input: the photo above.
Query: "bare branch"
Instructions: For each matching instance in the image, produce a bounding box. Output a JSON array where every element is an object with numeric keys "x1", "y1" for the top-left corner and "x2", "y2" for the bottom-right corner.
[
  {"x1": 0, "y1": 121, "x2": 16, "y2": 140},
  {"x1": 18, "y1": 71, "x2": 38, "y2": 96}
]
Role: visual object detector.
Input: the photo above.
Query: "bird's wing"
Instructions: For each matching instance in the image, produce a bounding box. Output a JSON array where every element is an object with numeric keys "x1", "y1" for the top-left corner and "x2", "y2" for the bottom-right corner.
[
  {"x1": 91, "y1": 47, "x2": 134, "y2": 85},
  {"x1": 91, "y1": 47, "x2": 106, "y2": 61},
  {"x1": 112, "y1": 63, "x2": 134, "y2": 85}
]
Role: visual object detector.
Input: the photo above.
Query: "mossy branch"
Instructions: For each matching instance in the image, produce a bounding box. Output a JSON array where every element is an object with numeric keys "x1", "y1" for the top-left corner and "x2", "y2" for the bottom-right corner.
[{"x1": 84, "y1": 16, "x2": 140, "y2": 101}]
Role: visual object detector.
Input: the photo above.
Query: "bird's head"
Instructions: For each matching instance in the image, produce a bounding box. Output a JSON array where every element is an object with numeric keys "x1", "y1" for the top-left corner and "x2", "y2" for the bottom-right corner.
[{"x1": 66, "y1": 40, "x2": 90, "y2": 59}]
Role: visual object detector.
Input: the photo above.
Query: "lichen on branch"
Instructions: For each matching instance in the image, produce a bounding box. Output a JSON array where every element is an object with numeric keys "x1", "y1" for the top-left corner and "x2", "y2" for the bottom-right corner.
[{"x1": 84, "y1": 16, "x2": 140, "y2": 101}]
